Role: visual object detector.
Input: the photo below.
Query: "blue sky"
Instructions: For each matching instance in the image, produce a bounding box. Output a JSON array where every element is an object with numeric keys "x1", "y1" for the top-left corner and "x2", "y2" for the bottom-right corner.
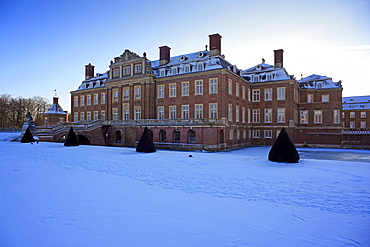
[{"x1": 1, "y1": 0, "x2": 369, "y2": 111}]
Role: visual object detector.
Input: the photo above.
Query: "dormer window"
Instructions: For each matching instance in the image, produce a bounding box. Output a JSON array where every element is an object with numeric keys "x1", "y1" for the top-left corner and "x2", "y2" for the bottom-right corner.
[
  {"x1": 184, "y1": 64, "x2": 191, "y2": 73},
  {"x1": 196, "y1": 62, "x2": 204, "y2": 71},
  {"x1": 316, "y1": 82, "x2": 323, "y2": 89},
  {"x1": 253, "y1": 75, "x2": 260, "y2": 82},
  {"x1": 256, "y1": 65, "x2": 262, "y2": 70},
  {"x1": 266, "y1": 73, "x2": 273, "y2": 81},
  {"x1": 159, "y1": 69, "x2": 166, "y2": 77},
  {"x1": 171, "y1": 66, "x2": 178, "y2": 75}
]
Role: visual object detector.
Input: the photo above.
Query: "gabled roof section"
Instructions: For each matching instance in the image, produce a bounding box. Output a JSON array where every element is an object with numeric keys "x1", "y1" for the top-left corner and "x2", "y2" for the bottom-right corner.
[
  {"x1": 75, "y1": 71, "x2": 108, "y2": 91},
  {"x1": 150, "y1": 50, "x2": 240, "y2": 77},
  {"x1": 241, "y1": 63, "x2": 291, "y2": 83},
  {"x1": 298, "y1": 74, "x2": 342, "y2": 89}
]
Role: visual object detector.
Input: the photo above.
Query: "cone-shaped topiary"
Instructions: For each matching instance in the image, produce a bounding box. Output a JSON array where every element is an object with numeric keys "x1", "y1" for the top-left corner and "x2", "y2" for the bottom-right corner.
[
  {"x1": 136, "y1": 127, "x2": 156, "y2": 153},
  {"x1": 21, "y1": 127, "x2": 35, "y2": 143},
  {"x1": 64, "y1": 126, "x2": 79, "y2": 146},
  {"x1": 268, "y1": 127, "x2": 300, "y2": 163}
]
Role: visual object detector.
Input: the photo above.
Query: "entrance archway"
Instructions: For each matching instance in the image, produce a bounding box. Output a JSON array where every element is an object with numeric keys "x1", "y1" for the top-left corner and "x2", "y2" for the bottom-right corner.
[{"x1": 78, "y1": 135, "x2": 91, "y2": 145}]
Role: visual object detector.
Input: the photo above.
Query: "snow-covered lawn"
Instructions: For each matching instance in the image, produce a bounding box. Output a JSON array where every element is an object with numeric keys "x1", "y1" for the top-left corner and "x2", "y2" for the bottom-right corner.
[{"x1": 0, "y1": 134, "x2": 369, "y2": 246}]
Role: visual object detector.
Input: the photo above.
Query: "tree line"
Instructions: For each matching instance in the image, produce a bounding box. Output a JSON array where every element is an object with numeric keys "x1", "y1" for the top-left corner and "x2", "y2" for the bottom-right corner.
[{"x1": 0, "y1": 94, "x2": 51, "y2": 128}]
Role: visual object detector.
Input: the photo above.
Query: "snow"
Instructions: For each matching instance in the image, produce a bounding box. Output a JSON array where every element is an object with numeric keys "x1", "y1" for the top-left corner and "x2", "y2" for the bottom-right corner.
[{"x1": 0, "y1": 133, "x2": 369, "y2": 246}]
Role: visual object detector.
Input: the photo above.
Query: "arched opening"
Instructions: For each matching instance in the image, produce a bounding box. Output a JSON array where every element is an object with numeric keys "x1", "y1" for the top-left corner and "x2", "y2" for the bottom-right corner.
[
  {"x1": 173, "y1": 130, "x2": 180, "y2": 143},
  {"x1": 115, "y1": 131, "x2": 122, "y2": 143},
  {"x1": 159, "y1": 129, "x2": 166, "y2": 142},
  {"x1": 220, "y1": 129, "x2": 224, "y2": 143},
  {"x1": 78, "y1": 135, "x2": 91, "y2": 145},
  {"x1": 187, "y1": 130, "x2": 196, "y2": 144},
  {"x1": 148, "y1": 129, "x2": 154, "y2": 141}
]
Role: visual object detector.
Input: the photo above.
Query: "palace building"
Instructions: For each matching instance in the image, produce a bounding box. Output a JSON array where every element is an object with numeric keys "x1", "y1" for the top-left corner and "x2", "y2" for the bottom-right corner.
[{"x1": 37, "y1": 34, "x2": 370, "y2": 150}]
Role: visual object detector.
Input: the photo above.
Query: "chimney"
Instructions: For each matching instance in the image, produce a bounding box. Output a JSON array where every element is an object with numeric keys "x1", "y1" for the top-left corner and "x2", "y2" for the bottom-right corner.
[
  {"x1": 209, "y1": 33, "x2": 222, "y2": 56},
  {"x1": 85, "y1": 63, "x2": 95, "y2": 80},
  {"x1": 159, "y1": 46, "x2": 171, "y2": 65},
  {"x1": 274, "y1": 49, "x2": 284, "y2": 68}
]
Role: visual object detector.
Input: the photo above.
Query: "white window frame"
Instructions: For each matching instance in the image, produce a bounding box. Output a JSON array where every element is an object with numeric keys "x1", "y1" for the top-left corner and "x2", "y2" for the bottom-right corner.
[
  {"x1": 101, "y1": 110, "x2": 106, "y2": 120},
  {"x1": 300, "y1": 110, "x2": 308, "y2": 124},
  {"x1": 135, "y1": 107, "x2": 141, "y2": 120},
  {"x1": 74, "y1": 113, "x2": 78, "y2": 122},
  {"x1": 195, "y1": 104, "x2": 203, "y2": 119},
  {"x1": 169, "y1": 83, "x2": 176, "y2": 98},
  {"x1": 277, "y1": 87, "x2": 285, "y2": 100},
  {"x1": 252, "y1": 89, "x2": 260, "y2": 102},
  {"x1": 135, "y1": 86, "x2": 141, "y2": 100},
  {"x1": 80, "y1": 96, "x2": 85, "y2": 106},
  {"x1": 277, "y1": 108, "x2": 285, "y2": 123},
  {"x1": 182, "y1": 105, "x2": 189, "y2": 119},
  {"x1": 253, "y1": 109, "x2": 260, "y2": 123},
  {"x1": 265, "y1": 130, "x2": 272, "y2": 139},
  {"x1": 169, "y1": 106, "x2": 176, "y2": 120},
  {"x1": 361, "y1": 121, "x2": 366, "y2": 128},
  {"x1": 264, "y1": 88, "x2": 272, "y2": 101},
  {"x1": 236, "y1": 105, "x2": 239, "y2": 122},
  {"x1": 101, "y1": 93, "x2": 106, "y2": 104},
  {"x1": 252, "y1": 130, "x2": 260, "y2": 138},
  {"x1": 209, "y1": 78, "x2": 218, "y2": 94},
  {"x1": 361, "y1": 112, "x2": 366, "y2": 118},
  {"x1": 112, "y1": 109, "x2": 118, "y2": 121},
  {"x1": 322, "y1": 94, "x2": 330, "y2": 102},
  {"x1": 307, "y1": 94, "x2": 313, "y2": 103},
  {"x1": 228, "y1": 79, "x2": 232, "y2": 95},
  {"x1": 333, "y1": 110, "x2": 340, "y2": 124},
  {"x1": 265, "y1": 108, "x2": 272, "y2": 123},
  {"x1": 236, "y1": 83, "x2": 240, "y2": 97},
  {"x1": 350, "y1": 112, "x2": 355, "y2": 118},
  {"x1": 209, "y1": 103, "x2": 218, "y2": 119},
  {"x1": 158, "y1": 85, "x2": 164, "y2": 98},
  {"x1": 314, "y1": 110, "x2": 322, "y2": 124},
  {"x1": 228, "y1": 104, "x2": 232, "y2": 121},
  {"x1": 195, "y1": 80, "x2": 203, "y2": 95},
  {"x1": 74, "y1": 96, "x2": 78, "y2": 107},
  {"x1": 182, "y1": 82, "x2": 189, "y2": 96},
  {"x1": 93, "y1": 94, "x2": 98, "y2": 105},
  {"x1": 158, "y1": 106, "x2": 164, "y2": 120}
]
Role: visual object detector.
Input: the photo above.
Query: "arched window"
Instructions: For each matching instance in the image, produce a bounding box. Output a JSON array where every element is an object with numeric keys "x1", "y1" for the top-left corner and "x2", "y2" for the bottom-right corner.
[
  {"x1": 159, "y1": 129, "x2": 166, "y2": 142},
  {"x1": 173, "y1": 130, "x2": 181, "y2": 143},
  {"x1": 196, "y1": 62, "x2": 204, "y2": 71},
  {"x1": 187, "y1": 130, "x2": 196, "y2": 144},
  {"x1": 115, "y1": 131, "x2": 122, "y2": 143},
  {"x1": 148, "y1": 129, "x2": 153, "y2": 141},
  {"x1": 220, "y1": 129, "x2": 224, "y2": 143}
]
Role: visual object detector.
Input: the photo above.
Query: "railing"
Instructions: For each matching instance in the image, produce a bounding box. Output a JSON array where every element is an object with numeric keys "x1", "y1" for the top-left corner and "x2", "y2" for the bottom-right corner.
[
  {"x1": 0, "y1": 127, "x2": 22, "y2": 132},
  {"x1": 342, "y1": 128, "x2": 370, "y2": 134}
]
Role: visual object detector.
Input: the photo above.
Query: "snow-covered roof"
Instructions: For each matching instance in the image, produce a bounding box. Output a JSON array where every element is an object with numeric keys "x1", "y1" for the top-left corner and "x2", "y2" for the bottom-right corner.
[
  {"x1": 150, "y1": 50, "x2": 240, "y2": 77},
  {"x1": 44, "y1": 100, "x2": 67, "y2": 115},
  {"x1": 297, "y1": 74, "x2": 342, "y2": 89},
  {"x1": 75, "y1": 72, "x2": 108, "y2": 91},
  {"x1": 342, "y1": 95, "x2": 370, "y2": 110},
  {"x1": 241, "y1": 63, "x2": 291, "y2": 83}
]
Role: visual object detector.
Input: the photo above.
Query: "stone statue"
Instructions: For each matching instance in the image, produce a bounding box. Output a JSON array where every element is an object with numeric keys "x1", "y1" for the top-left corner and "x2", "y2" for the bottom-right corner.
[{"x1": 22, "y1": 111, "x2": 38, "y2": 140}]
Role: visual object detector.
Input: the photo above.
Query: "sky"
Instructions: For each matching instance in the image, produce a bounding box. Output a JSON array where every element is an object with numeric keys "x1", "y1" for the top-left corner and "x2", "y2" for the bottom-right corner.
[{"x1": 1, "y1": 0, "x2": 369, "y2": 111}]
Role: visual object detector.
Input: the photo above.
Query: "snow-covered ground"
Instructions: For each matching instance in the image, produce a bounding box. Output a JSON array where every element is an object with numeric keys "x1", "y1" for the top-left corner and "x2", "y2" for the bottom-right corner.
[{"x1": 0, "y1": 132, "x2": 369, "y2": 246}]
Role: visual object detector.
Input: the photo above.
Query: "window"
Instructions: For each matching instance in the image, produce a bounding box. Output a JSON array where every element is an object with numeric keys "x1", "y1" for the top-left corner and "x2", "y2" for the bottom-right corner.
[
  {"x1": 228, "y1": 104, "x2": 232, "y2": 121},
  {"x1": 124, "y1": 67, "x2": 130, "y2": 75},
  {"x1": 171, "y1": 66, "x2": 178, "y2": 75},
  {"x1": 229, "y1": 129, "x2": 233, "y2": 140},
  {"x1": 169, "y1": 106, "x2": 176, "y2": 119},
  {"x1": 123, "y1": 107, "x2": 129, "y2": 120},
  {"x1": 307, "y1": 94, "x2": 313, "y2": 103},
  {"x1": 113, "y1": 109, "x2": 118, "y2": 120},
  {"x1": 135, "y1": 86, "x2": 141, "y2": 99},
  {"x1": 113, "y1": 68, "x2": 119, "y2": 78},
  {"x1": 252, "y1": 130, "x2": 260, "y2": 138},
  {"x1": 123, "y1": 88, "x2": 129, "y2": 100},
  {"x1": 87, "y1": 95, "x2": 91, "y2": 105},
  {"x1": 188, "y1": 130, "x2": 196, "y2": 144},
  {"x1": 248, "y1": 89, "x2": 251, "y2": 102},
  {"x1": 94, "y1": 94, "x2": 98, "y2": 104},
  {"x1": 158, "y1": 106, "x2": 164, "y2": 120},
  {"x1": 242, "y1": 107, "x2": 245, "y2": 123},
  {"x1": 182, "y1": 105, "x2": 189, "y2": 119},
  {"x1": 169, "y1": 83, "x2": 176, "y2": 97},
  {"x1": 277, "y1": 108, "x2": 285, "y2": 123},
  {"x1": 242, "y1": 86, "x2": 246, "y2": 100},
  {"x1": 94, "y1": 111, "x2": 98, "y2": 120},
  {"x1": 266, "y1": 73, "x2": 273, "y2": 81},
  {"x1": 101, "y1": 93, "x2": 106, "y2": 104},
  {"x1": 228, "y1": 80, "x2": 232, "y2": 94},
  {"x1": 253, "y1": 109, "x2": 260, "y2": 123},
  {"x1": 361, "y1": 112, "x2": 366, "y2": 118},
  {"x1": 74, "y1": 113, "x2": 78, "y2": 121},
  {"x1": 184, "y1": 65, "x2": 191, "y2": 73},
  {"x1": 314, "y1": 110, "x2": 322, "y2": 124},
  {"x1": 334, "y1": 110, "x2": 340, "y2": 124},
  {"x1": 158, "y1": 85, "x2": 164, "y2": 98},
  {"x1": 135, "y1": 64, "x2": 141, "y2": 74},
  {"x1": 265, "y1": 109, "x2": 272, "y2": 123},
  {"x1": 248, "y1": 109, "x2": 251, "y2": 123},
  {"x1": 195, "y1": 104, "x2": 203, "y2": 119},
  {"x1": 195, "y1": 80, "x2": 203, "y2": 95},
  {"x1": 209, "y1": 103, "x2": 218, "y2": 118},
  {"x1": 342, "y1": 112, "x2": 345, "y2": 119},
  {"x1": 80, "y1": 112, "x2": 85, "y2": 121},
  {"x1": 210, "y1": 78, "x2": 218, "y2": 94},
  {"x1": 252, "y1": 89, "x2": 260, "y2": 102},
  {"x1": 101, "y1": 110, "x2": 106, "y2": 120},
  {"x1": 361, "y1": 121, "x2": 366, "y2": 128},
  {"x1": 253, "y1": 75, "x2": 260, "y2": 82},
  {"x1": 80, "y1": 96, "x2": 85, "y2": 106},
  {"x1": 322, "y1": 94, "x2": 329, "y2": 102},
  {"x1": 173, "y1": 130, "x2": 180, "y2": 143},
  {"x1": 277, "y1": 87, "x2": 285, "y2": 100},
  {"x1": 159, "y1": 69, "x2": 166, "y2": 77},
  {"x1": 264, "y1": 88, "x2": 272, "y2": 101},
  {"x1": 182, "y1": 82, "x2": 189, "y2": 96},
  {"x1": 196, "y1": 62, "x2": 204, "y2": 71},
  {"x1": 350, "y1": 122, "x2": 355, "y2": 128},
  {"x1": 236, "y1": 105, "x2": 239, "y2": 122},
  {"x1": 350, "y1": 112, "x2": 355, "y2": 118},
  {"x1": 265, "y1": 130, "x2": 272, "y2": 138},
  {"x1": 159, "y1": 129, "x2": 166, "y2": 142},
  {"x1": 316, "y1": 82, "x2": 323, "y2": 88},
  {"x1": 113, "y1": 90, "x2": 118, "y2": 102},
  {"x1": 236, "y1": 83, "x2": 240, "y2": 97},
  {"x1": 135, "y1": 107, "x2": 141, "y2": 120},
  {"x1": 74, "y1": 96, "x2": 78, "y2": 107},
  {"x1": 300, "y1": 110, "x2": 308, "y2": 124}
]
